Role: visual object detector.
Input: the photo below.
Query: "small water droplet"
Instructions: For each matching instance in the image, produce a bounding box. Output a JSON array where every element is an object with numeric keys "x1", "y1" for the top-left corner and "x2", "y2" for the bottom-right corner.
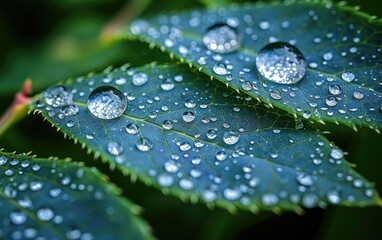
[
  {"x1": 223, "y1": 188, "x2": 241, "y2": 200},
  {"x1": 10, "y1": 211, "x2": 27, "y2": 225},
  {"x1": 203, "y1": 23, "x2": 241, "y2": 54},
  {"x1": 261, "y1": 193, "x2": 279, "y2": 206},
  {"x1": 328, "y1": 84, "x2": 342, "y2": 95},
  {"x1": 256, "y1": 42, "x2": 306, "y2": 84},
  {"x1": 161, "y1": 78, "x2": 175, "y2": 91},
  {"x1": 87, "y1": 86, "x2": 127, "y2": 119},
  {"x1": 207, "y1": 128, "x2": 218, "y2": 140},
  {"x1": 179, "y1": 141, "x2": 192, "y2": 151},
  {"x1": 61, "y1": 104, "x2": 79, "y2": 116},
  {"x1": 182, "y1": 111, "x2": 195, "y2": 123},
  {"x1": 157, "y1": 174, "x2": 174, "y2": 187},
  {"x1": 125, "y1": 123, "x2": 139, "y2": 134},
  {"x1": 223, "y1": 131, "x2": 240, "y2": 145},
  {"x1": 37, "y1": 208, "x2": 54, "y2": 222},
  {"x1": 269, "y1": 89, "x2": 282, "y2": 100},
  {"x1": 327, "y1": 190, "x2": 341, "y2": 204},
  {"x1": 353, "y1": 91, "x2": 364, "y2": 100},
  {"x1": 184, "y1": 99, "x2": 196, "y2": 109},
  {"x1": 341, "y1": 72, "x2": 355, "y2": 82},
  {"x1": 132, "y1": 72, "x2": 149, "y2": 86},
  {"x1": 330, "y1": 148, "x2": 343, "y2": 159},
  {"x1": 44, "y1": 85, "x2": 73, "y2": 107},
  {"x1": 213, "y1": 62, "x2": 229, "y2": 75},
  {"x1": 216, "y1": 151, "x2": 227, "y2": 161},
  {"x1": 107, "y1": 142, "x2": 123, "y2": 156},
  {"x1": 136, "y1": 138, "x2": 153, "y2": 152},
  {"x1": 326, "y1": 96, "x2": 338, "y2": 107},
  {"x1": 296, "y1": 173, "x2": 314, "y2": 186}
]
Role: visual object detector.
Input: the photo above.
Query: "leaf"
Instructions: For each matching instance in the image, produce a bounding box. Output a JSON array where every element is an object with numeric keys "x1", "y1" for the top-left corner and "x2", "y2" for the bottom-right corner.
[
  {"x1": 0, "y1": 152, "x2": 153, "y2": 240},
  {"x1": 120, "y1": 1, "x2": 382, "y2": 131},
  {"x1": 31, "y1": 63, "x2": 381, "y2": 212}
]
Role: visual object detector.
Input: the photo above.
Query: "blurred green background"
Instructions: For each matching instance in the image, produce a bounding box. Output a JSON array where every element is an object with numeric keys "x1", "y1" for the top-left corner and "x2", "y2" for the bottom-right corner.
[{"x1": 0, "y1": 0, "x2": 381, "y2": 239}]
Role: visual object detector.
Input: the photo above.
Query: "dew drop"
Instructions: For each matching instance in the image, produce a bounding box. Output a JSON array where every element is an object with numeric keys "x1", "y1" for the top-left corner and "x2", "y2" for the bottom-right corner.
[
  {"x1": 10, "y1": 211, "x2": 27, "y2": 225},
  {"x1": 44, "y1": 85, "x2": 73, "y2": 107},
  {"x1": 162, "y1": 120, "x2": 173, "y2": 130},
  {"x1": 125, "y1": 123, "x2": 139, "y2": 134},
  {"x1": 341, "y1": 72, "x2": 355, "y2": 82},
  {"x1": 261, "y1": 193, "x2": 279, "y2": 206},
  {"x1": 207, "y1": 128, "x2": 218, "y2": 140},
  {"x1": 256, "y1": 41, "x2": 306, "y2": 84},
  {"x1": 330, "y1": 148, "x2": 343, "y2": 159},
  {"x1": 179, "y1": 141, "x2": 192, "y2": 151},
  {"x1": 223, "y1": 188, "x2": 242, "y2": 200},
  {"x1": 182, "y1": 111, "x2": 195, "y2": 122},
  {"x1": 327, "y1": 190, "x2": 341, "y2": 204},
  {"x1": 107, "y1": 142, "x2": 123, "y2": 156},
  {"x1": 61, "y1": 104, "x2": 79, "y2": 117},
  {"x1": 328, "y1": 84, "x2": 342, "y2": 95},
  {"x1": 216, "y1": 151, "x2": 227, "y2": 161},
  {"x1": 184, "y1": 99, "x2": 196, "y2": 109},
  {"x1": 213, "y1": 62, "x2": 229, "y2": 75},
  {"x1": 325, "y1": 96, "x2": 338, "y2": 107},
  {"x1": 353, "y1": 91, "x2": 364, "y2": 100},
  {"x1": 157, "y1": 174, "x2": 174, "y2": 187},
  {"x1": 37, "y1": 208, "x2": 54, "y2": 222},
  {"x1": 160, "y1": 78, "x2": 175, "y2": 91},
  {"x1": 132, "y1": 72, "x2": 149, "y2": 86},
  {"x1": 296, "y1": 173, "x2": 314, "y2": 186},
  {"x1": 136, "y1": 138, "x2": 153, "y2": 152},
  {"x1": 202, "y1": 23, "x2": 241, "y2": 54},
  {"x1": 223, "y1": 131, "x2": 240, "y2": 145},
  {"x1": 87, "y1": 86, "x2": 127, "y2": 119},
  {"x1": 269, "y1": 89, "x2": 282, "y2": 100}
]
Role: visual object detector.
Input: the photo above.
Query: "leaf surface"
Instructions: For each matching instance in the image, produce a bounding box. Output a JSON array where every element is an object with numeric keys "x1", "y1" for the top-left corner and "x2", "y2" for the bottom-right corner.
[
  {"x1": 121, "y1": 1, "x2": 382, "y2": 131},
  {"x1": 0, "y1": 152, "x2": 152, "y2": 240},
  {"x1": 31, "y1": 64, "x2": 381, "y2": 212}
]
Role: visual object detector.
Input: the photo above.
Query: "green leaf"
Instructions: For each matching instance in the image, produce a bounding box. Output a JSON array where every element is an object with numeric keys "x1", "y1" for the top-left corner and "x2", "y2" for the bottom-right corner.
[
  {"x1": 31, "y1": 63, "x2": 381, "y2": 212},
  {"x1": 119, "y1": 1, "x2": 382, "y2": 131},
  {"x1": 0, "y1": 152, "x2": 152, "y2": 240}
]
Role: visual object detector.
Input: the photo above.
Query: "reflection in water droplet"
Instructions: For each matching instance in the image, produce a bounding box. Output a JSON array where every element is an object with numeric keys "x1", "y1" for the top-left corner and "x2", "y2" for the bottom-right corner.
[
  {"x1": 182, "y1": 111, "x2": 195, "y2": 123},
  {"x1": 44, "y1": 85, "x2": 73, "y2": 107},
  {"x1": 325, "y1": 96, "x2": 338, "y2": 107},
  {"x1": 203, "y1": 23, "x2": 241, "y2": 54},
  {"x1": 107, "y1": 142, "x2": 123, "y2": 156},
  {"x1": 125, "y1": 123, "x2": 139, "y2": 134},
  {"x1": 136, "y1": 138, "x2": 153, "y2": 152},
  {"x1": 341, "y1": 72, "x2": 355, "y2": 82},
  {"x1": 328, "y1": 84, "x2": 342, "y2": 95},
  {"x1": 87, "y1": 86, "x2": 127, "y2": 119},
  {"x1": 216, "y1": 151, "x2": 227, "y2": 161},
  {"x1": 161, "y1": 78, "x2": 175, "y2": 91},
  {"x1": 132, "y1": 72, "x2": 149, "y2": 86},
  {"x1": 256, "y1": 42, "x2": 306, "y2": 84},
  {"x1": 223, "y1": 131, "x2": 240, "y2": 145},
  {"x1": 162, "y1": 120, "x2": 173, "y2": 130},
  {"x1": 213, "y1": 62, "x2": 229, "y2": 75}
]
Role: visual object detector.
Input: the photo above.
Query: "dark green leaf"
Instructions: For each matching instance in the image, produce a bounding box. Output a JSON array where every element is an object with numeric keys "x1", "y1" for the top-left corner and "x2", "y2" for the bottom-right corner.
[
  {"x1": 0, "y1": 152, "x2": 152, "y2": 240},
  {"x1": 120, "y1": 1, "x2": 382, "y2": 131},
  {"x1": 31, "y1": 63, "x2": 381, "y2": 212}
]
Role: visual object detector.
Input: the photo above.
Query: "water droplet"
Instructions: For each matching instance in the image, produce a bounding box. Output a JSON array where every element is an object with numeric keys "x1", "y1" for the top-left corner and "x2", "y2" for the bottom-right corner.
[
  {"x1": 330, "y1": 148, "x2": 343, "y2": 159},
  {"x1": 161, "y1": 78, "x2": 175, "y2": 91},
  {"x1": 353, "y1": 91, "x2": 364, "y2": 100},
  {"x1": 179, "y1": 141, "x2": 192, "y2": 151},
  {"x1": 223, "y1": 131, "x2": 240, "y2": 145},
  {"x1": 327, "y1": 190, "x2": 341, "y2": 204},
  {"x1": 203, "y1": 23, "x2": 240, "y2": 54},
  {"x1": 296, "y1": 173, "x2": 314, "y2": 186},
  {"x1": 132, "y1": 72, "x2": 149, "y2": 86},
  {"x1": 157, "y1": 174, "x2": 174, "y2": 187},
  {"x1": 179, "y1": 179, "x2": 194, "y2": 190},
  {"x1": 341, "y1": 72, "x2": 355, "y2": 82},
  {"x1": 44, "y1": 85, "x2": 73, "y2": 107},
  {"x1": 10, "y1": 211, "x2": 27, "y2": 225},
  {"x1": 223, "y1": 188, "x2": 241, "y2": 200},
  {"x1": 261, "y1": 193, "x2": 279, "y2": 206},
  {"x1": 184, "y1": 99, "x2": 196, "y2": 109},
  {"x1": 87, "y1": 86, "x2": 127, "y2": 119},
  {"x1": 207, "y1": 128, "x2": 218, "y2": 140},
  {"x1": 162, "y1": 120, "x2": 173, "y2": 130},
  {"x1": 256, "y1": 42, "x2": 306, "y2": 84},
  {"x1": 182, "y1": 111, "x2": 195, "y2": 122},
  {"x1": 213, "y1": 62, "x2": 229, "y2": 75},
  {"x1": 325, "y1": 96, "x2": 338, "y2": 107},
  {"x1": 107, "y1": 142, "x2": 123, "y2": 156},
  {"x1": 216, "y1": 151, "x2": 227, "y2": 161},
  {"x1": 322, "y1": 52, "x2": 333, "y2": 61},
  {"x1": 302, "y1": 110, "x2": 311, "y2": 119},
  {"x1": 269, "y1": 89, "x2": 282, "y2": 100},
  {"x1": 136, "y1": 138, "x2": 153, "y2": 152},
  {"x1": 125, "y1": 123, "x2": 139, "y2": 134},
  {"x1": 61, "y1": 104, "x2": 79, "y2": 116},
  {"x1": 66, "y1": 120, "x2": 75, "y2": 128},
  {"x1": 37, "y1": 208, "x2": 54, "y2": 221},
  {"x1": 164, "y1": 161, "x2": 179, "y2": 173},
  {"x1": 302, "y1": 194, "x2": 318, "y2": 208},
  {"x1": 0, "y1": 156, "x2": 7, "y2": 165},
  {"x1": 328, "y1": 84, "x2": 342, "y2": 95}
]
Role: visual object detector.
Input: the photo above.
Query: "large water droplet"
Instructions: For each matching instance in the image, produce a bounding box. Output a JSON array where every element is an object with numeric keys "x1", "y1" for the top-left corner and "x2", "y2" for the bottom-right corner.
[
  {"x1": 132, "y1": 72, "x2": 149, "y2": 86},
  {"x1": 256, "y1": 42, "x2": 306, "y2": 84},
  {"x1": 44, "y1": 85, "x2": 73, "y2": 107},
  {"x1": 182, "y1": 111, "x2": 195, "y2": 122},
  {"x1": 136, "y1": 138, "x2": 153, "y2": 152},
  {"x1": 223, "y1": 131, "x2": 240, "y2": 145},
  {"x1": 328, "y1": 84, "x2": 342, "y2": 95},
  {"x1": 202, "y1": 23, "x2": 241, "y2": 54},
  {"x1": 87, "y1": 86, "x2": 127, "y2": 119}
]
